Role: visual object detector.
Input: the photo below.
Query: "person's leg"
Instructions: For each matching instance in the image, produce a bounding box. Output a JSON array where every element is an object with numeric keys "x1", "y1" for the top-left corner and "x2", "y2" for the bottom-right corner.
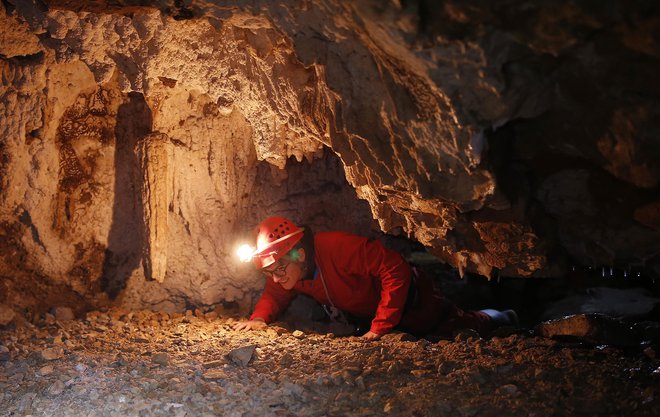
[{"x1": 399, "y1": 270, "x2": 510, "y2": 337}]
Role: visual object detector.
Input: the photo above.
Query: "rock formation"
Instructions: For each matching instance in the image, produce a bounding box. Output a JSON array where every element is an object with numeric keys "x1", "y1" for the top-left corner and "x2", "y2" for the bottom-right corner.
[{"x1": 0, "y1": 0, "x2": 658, "y2": 313}]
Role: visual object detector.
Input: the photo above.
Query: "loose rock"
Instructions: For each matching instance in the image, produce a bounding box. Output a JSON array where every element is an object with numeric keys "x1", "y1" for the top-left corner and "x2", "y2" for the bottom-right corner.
[
  {"x1": 41, "y1": 347, "x2": 64, "y2": 361},
  {"x1": 226, "y1": 345, "x2": 256, "y2": 367},
  {"x1": 152, "y1": 352, "x2": 169, "y2": 366},
  {"x1": 53, "y1": 307, "x2": 75, "y2": 321},
  {"x1": 0, "y1": 304, "x2": 16, "y2": 326},
  {"x1": 0, "y1": 344, "x2": 10, "y2": 361}
]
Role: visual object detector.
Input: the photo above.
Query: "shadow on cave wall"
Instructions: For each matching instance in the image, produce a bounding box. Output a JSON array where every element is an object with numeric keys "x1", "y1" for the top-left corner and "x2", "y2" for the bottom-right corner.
[{"x1": 101, "y1": 92, "x2": 152, "y2": 298}]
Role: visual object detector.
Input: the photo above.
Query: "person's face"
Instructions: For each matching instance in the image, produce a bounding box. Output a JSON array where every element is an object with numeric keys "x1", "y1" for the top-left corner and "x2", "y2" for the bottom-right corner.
[{"x1": 262, "y1": 249, "x2": 306, "y2": 290}]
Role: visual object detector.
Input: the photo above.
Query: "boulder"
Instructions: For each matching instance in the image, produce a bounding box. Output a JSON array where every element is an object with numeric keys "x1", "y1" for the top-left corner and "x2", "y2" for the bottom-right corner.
[{"x1": 536, "y1": 314, "x2": 637, "y2": 347}]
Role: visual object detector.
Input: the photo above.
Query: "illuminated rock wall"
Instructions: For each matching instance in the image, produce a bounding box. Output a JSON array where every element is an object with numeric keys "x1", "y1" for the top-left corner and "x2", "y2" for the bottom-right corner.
[{"x1": 1, "y1": 0, "x2": 658, "y2": 314}]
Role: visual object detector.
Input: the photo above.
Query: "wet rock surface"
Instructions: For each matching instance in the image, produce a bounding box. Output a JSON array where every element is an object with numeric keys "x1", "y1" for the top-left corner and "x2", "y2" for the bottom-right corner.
[{"x1": 1, "y1": 309, "x2": 659, "y2": 417}]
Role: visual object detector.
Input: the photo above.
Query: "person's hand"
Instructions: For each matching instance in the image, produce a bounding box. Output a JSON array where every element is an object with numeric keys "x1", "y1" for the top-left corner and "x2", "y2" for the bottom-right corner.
[
  {"x1": 361, "y1": 331, "x2": 382, "y2": 341},
  {"x1": 233, "y1": 318, "x2": 267, "y2": 331}
]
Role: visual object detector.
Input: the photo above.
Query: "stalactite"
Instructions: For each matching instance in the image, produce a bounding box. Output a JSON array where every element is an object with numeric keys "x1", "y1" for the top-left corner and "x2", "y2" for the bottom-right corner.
[{"x1": 136, "y1": 132, "x2": 170, "y2": 283}]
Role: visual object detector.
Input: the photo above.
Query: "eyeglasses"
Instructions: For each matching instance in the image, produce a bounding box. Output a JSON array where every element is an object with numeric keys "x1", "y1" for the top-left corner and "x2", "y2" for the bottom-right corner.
[{"x1": 262, "y1": 260, "x2": 291, "y2": 278}]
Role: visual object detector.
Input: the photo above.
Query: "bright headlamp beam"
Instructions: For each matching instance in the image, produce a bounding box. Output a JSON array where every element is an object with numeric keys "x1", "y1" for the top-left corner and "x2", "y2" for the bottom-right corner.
[{"x1": 237, "y1": 244, "x2": 255, "y2": 263}]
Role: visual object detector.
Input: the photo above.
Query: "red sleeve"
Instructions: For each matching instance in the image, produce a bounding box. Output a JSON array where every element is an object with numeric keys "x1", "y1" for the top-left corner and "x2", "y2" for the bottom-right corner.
[
  {"x1": 249, "y1": 277, "x2": 295, "y2": 323},
  {"x1": 362, "y1": 239, "x2": 411, "y2": 335}
]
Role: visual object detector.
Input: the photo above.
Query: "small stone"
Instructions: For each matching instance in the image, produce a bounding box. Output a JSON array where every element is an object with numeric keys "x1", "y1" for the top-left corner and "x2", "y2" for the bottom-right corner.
[
  {"x1": 498, "y1": 384, "x2": 519, "y2": 396},
  {"x1": 0, "y1": 345, "x2": 10, "y2": 361},
  {"x1": 279, "y1": 352, "x2": 294, "y2": 367},
  {"x1": 202, "y1": 360, "x2": 225, "y2": 369},
  {"x1": 202, "y1": 369, "x2": 228, "y2": 380},
  {"x1": 292, "y1": 330, "x2": 305, "y2": 339},
  {"x1": 384, "y1": 399, "x2": 396, "y2": 413},
  {"x1": 410, "y1": 369, "x2": 432, "y2": 377},
  {"x1": 52, "y1": 307, "x2": 75, "y2": 321},
  {"x1": 382, "y1": 332, "x2": 417, "y2": 343},
  {"x1": 39, "y1": 365, "x2": 54, "y2": 376},
  {"x1": 438, "y1": 361, "x2": 458, "y2": 375},
  {"x1": 41, "y1": 347, "x2": 64, "y2": 361},
  {"x1": 643, "y1": 347, "x2": 656, "y2": 359},
  {"x1": 48, "y1": 380, "x2": 66, "y2": 396},
  {"x1": 152, "y1": 352, "x2": 169, "y2": 366},
  {"x1": 226, "y1": 344, "x2": 256, "y2": 366},
  {"x1": 454, "y1": 329, "x2": 481, "y2": 342},
  {"x1": 0, "y1": 304, "x2": 16, "y2": 326},
  {"x1": 355, "y1": 375, "x2": 366, "y2": 390}
]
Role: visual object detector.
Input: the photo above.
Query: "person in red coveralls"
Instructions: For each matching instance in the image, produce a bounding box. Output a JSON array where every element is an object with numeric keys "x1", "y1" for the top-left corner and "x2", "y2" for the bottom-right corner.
[{"x1": 233, "y1": 215, "x2": 517, "y2": 341}]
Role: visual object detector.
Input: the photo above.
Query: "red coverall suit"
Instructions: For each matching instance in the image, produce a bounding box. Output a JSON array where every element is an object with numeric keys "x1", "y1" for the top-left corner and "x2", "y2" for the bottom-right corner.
[{"x1": 250, "y1": 231, "x2": 492, "y2": 336}]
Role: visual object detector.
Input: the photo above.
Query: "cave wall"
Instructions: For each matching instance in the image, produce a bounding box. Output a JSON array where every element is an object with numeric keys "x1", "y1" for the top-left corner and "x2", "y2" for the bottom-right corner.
[{"x1": 1, "y1": 0, "x2": 659, "y2": 315}]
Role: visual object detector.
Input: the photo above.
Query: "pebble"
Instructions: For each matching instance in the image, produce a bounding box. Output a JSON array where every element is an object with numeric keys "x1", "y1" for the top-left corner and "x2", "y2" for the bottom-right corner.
[
  {"x1": 382, "y1": 332, "x2": 417, "y2": 342},
  {"x1": 48, "y1": 380, "x2": 66, "y2": 396},
  {"x1": 643, "y1": 347, "x2": 655, "y2": 360},
  {"x1": 0, "y1": 304, "x2": 16, "y2": 326},
  {"x1": 499, "y1": 384, "x2": 519, "y2": 396},
  {"x1": 53, "y1": 307, "x2": 75, "y2": 321},
  {"x1": 41, "y1": 347, "x2": 64, "y2": 361},
  {"x1": 226, "y1": 345, "x2": 256, "y2": 366},
  {"x1": 202, "y1": 369, "x2": 228, "y2": 380},
  {"x1": 38, "y1": 365, "x2": 54, "y2": 376},
  {"x1": 0, "y1": 345, "x2": 10, "y2": 361},
  {"x1": 152, "y1": 352, "x2": 169, "y2": 366},
  {"x1": 292, "y1": 330, "x2": 305, "y2": 339}
]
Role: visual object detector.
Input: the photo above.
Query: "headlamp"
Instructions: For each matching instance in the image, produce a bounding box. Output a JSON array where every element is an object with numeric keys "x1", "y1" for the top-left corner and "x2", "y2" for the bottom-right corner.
[{"x1": 237, "y1": 244, "x2": 256, "y2": 263}]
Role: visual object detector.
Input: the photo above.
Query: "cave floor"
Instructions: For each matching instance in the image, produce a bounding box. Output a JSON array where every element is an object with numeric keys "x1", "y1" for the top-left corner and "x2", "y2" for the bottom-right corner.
[{"x1": 1, "y1": 309, "x2": 659, "y2": 417}]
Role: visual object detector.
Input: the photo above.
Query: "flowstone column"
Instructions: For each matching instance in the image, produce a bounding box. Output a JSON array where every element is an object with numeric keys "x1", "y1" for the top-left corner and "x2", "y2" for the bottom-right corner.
[{"x1": 136, "y1": 132, "x2": 170, "y2": 283}]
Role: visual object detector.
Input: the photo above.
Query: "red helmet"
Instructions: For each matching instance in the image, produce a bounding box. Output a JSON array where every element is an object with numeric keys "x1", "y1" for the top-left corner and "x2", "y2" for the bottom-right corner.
[{"x1": 252, "y1": 216, "x2": 304, "y2": 269}]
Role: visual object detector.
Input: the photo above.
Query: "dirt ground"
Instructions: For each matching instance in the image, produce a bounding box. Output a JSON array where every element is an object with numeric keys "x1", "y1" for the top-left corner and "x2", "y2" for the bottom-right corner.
[{"x1": 1, "y1": 307, "x2": 659, "y2": 417}]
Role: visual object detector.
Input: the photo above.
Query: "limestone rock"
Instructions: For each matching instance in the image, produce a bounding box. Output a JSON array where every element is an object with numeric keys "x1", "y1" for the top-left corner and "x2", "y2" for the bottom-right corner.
[
  {"x1": 53, "y1": 307, "x2": 75, "y2": 321},
  {"x1": 41, "y1": 347, "x2": 64, "y2": 361},
  {"x1": 202, "y1": 369, "x2": 228, "y2": 380},
  {"x1": 381, "y1": 332, "x2": 417, "y2": 343},
  {"x1": 47, "y1": 380, "x2": 66, "y2": 396},
  {"x1": 0, "y1": 345, "x2": 10, "y2": 361},
  {"x1": 136, "y1": 132, "x2": 170, "y2": 283},
  {"x1": 0, "y1": 0, "x2": 659, "y2": 317},
  {"x1": 226, "y1": 345, "x2": 256, "y2": 367},
  {"x1": 0, "y1": 304, "x2": 16, "y2": 326},
  {"x1": 152, "y1": 352, "x2": 169, "y2": 366},
  {"x1": 536, "y1": 314, "x2": 637, "y2": 346}
]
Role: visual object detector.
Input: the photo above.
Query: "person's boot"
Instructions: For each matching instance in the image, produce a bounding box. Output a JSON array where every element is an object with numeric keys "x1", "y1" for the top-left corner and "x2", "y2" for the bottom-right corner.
[{"x1": 480, "y1": 309, "x2": 519, "y2": 328}]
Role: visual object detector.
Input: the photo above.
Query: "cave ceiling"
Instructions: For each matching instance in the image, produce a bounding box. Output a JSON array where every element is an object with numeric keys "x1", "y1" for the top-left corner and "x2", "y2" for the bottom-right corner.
[{"x1": 0, "y1": 0, "x2": 659, "y2": 312}]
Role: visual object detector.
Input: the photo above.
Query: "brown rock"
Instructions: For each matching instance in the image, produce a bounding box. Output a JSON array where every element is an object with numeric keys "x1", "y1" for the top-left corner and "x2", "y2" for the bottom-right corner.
[
  {"x1": 0, "y1": 304, "x2": 16, "y2": 326},
  {"x1": 536, "y1": 314, "x2": 637, "y2": 346},
  {"x1": 202, "y1": 359, "x2": 225, "y2": 369},
  {"x1": 0, "y1": 345, "x2": 10, "y2": 361},
  {"x1": 381, "y1": 332, "x2": 417, "y2": 343},
  {"x1": 202, "y1": 369, "x2": 228, "y2": 380},
  {"x1": 41, "y1": 347, "x2": 64, "y2": 361},
  {"x1": 226, "y1": 345, "x2": 256, "y2": 366},
  {"x1": 292, "y1": 330, "x2": 305, "y2": 339},
  {"x1": 152, "y1": 352, "x2": 169, "y2": 366},
  {"x1": 48, "y1": 380, "x2": 66, "y2": 396},
  {"x1": 53, "y1": 307, "x2": 75, "y2": 321}
]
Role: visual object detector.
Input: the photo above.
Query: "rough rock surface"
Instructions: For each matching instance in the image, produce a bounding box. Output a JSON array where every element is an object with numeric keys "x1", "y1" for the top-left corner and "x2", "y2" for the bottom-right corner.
[
  {"x1": 1, "y1": 0, "x2": 659, "y2": 313},
  {"x1": 0, "y1": 308, "x2": 659, "y2": 416}
]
